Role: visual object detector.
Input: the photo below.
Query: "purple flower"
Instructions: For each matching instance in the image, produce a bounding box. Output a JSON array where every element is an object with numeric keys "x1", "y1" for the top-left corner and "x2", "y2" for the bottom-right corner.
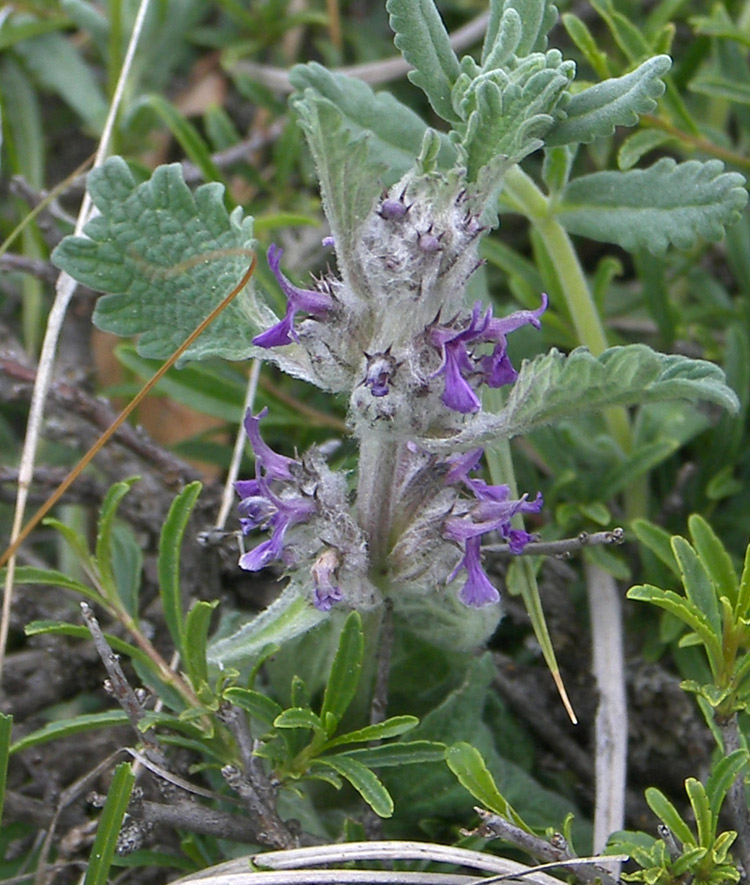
[
  {"x1": 449, "y1": 536, "x2": 500, "y2": 607},
  {"x1": 253, "y1": 244, "x2": 335, "y2": 348},
  {"x1": 311, "y1": 548, "x2": 344, "y2": 611},
  {"x1": 236, "y1": 409, "x2": 316, "y2": 573},
  {"x1": 442, "y1": 448, "x2": 543, "y2": 607},
  {"x1": 363, "y1": 351, "x2": 396, "y2": 398},
  {"x1": 243, "y1": 408, "x2": 296, "y2": 481},
  {"x1": 429, "y1": 295, "x2": 547, "y2": 414}
]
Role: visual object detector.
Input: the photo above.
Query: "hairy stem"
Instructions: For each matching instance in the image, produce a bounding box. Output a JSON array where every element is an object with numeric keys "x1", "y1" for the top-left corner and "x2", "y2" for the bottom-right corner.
[{"x1": 356, "y1": 436, "x2": 404, "y2": 574}]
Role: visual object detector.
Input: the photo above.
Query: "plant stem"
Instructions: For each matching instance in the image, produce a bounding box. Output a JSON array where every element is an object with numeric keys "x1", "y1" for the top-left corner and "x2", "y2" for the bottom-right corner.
[
  {"x1": 356, "y1": 436, "x2": 404, "y2": 574},
  {"x1": 501, "y1": 166, "x2": 646, "y2": 518},
  {"x1": 720, "y1": 714, "x2": 750, "y2": 876}
]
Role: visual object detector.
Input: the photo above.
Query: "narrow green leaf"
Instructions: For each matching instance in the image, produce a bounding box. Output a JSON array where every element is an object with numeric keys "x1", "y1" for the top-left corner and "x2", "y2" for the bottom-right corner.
[
  {"x1": 312, "y1": 755, "x2": 394, "y2": 818},
  {"x1": 432, "y1": 345, "x2": 739, "y2": 452},
  {"x1": 557, "y1": 158, "x2": 748, "y2": 254},
  {"x1": 445, "y1": 742, "x2": 529, "y2": 830},
  {"x1": 627, "y1": 585, "x2": 723, "y2": 666},
  {"x1": 688, "y1": 514, "x2": 738, "y2": 607},
  {"x1": 157, "y1": 482, "x2": 202, "y2": 657},
  {"x1": 184, "y1": 600, "x2": 219, "y2": 688},
  {"x1": 222, "y1": 687, "x2": 283, "y2": 728},
  {"x1": 706, "y1": 749, "x2": 748, "y2": 821},
  {"x1": 672, "y1": 536, "x2": 721, "y2": 639},
  {"x1": 631, "y1": 519, "x2": 680, "y2": 576},
  {"x1": 84, "y1": 763, "x2": 135, "y2": 885},
  {"x1": 110, "y1": 523, "x2": 143, "y2": 619},
  {"x1": 618, "y1": 129, "x2": 676, "y2": 170},
  {"x1": 685, "y1": 778, "x2": 713, "y2": 849},
  {"x1": 561, "y1": 13, "x2": 610, "y2": 79},
  {"x1": 51, "y1": 157, "x2": 257, "y2": 363},
  {"x1": 4, "y1": 566, "x2": 100, "y2": 605},
  {"x1": 546, "y1": 55, "x2": 671, "y2": 147},
  {"x1": 10, "y1": 711, "x2": 130, "y2": 754},
  {"x1": 12, "y1": 31, "x2": 108, "y2": 133},
  {"x1": 141, "y1": 94, "x2": 226, "y2": 192},
  {"x1": 645, "y1": 786, "x2": 695, "y2": 847},
  {"x1": 690, "y1": 73, "x2": 750, "y2": 107},
  {"x1": 24, "y1": 620, "x2": 152, "y2": 669},
  {"x1": 0, "y1": 713, "x2": 11, "y2": 825},
  {"x1": 323, "y1": 715, "x2": 418, "y2": 749},
  {"x1": 320, "y1": 612, "x2": 364, "y2": 733},
  {"x1": 274, "y1": 708, "x2": 325, "y2": 733},
  {"x1": 735, "y1": 542, "x2": 750, "y2": 619},
  {"x1": 95, "y1": 478, "x2": 139, "y2": 602},
  {"x1": 386, "y1": 0, "x2": 461, "y2": 123},
  {"x1": 339, "y1": 741, "x2": 447, "y2": 767}
]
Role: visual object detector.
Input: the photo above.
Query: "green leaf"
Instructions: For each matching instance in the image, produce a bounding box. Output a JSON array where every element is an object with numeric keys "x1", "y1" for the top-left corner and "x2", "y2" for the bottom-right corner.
[
  {"x1": 10, "y1": 711, "x2": 130, "y2": 754},
  {"x1": 690, "y1": 72, "x2": 750, "y2": 107},
  {"x1": 289, "y1": 63, "x2": 455, "y2": 180},
  {"x1": 208, "y1": 583, "x2": 328, "y2": 669},
  {"x1": 706, "y1": 749, "x2": 748, "y2": 822},
  {"x1": 0, "y1": 713, "x2": 11, "y2": 825},
  {"x1": 157, "y1": 482, "x2": 202, "y2": 657},
  {"x1": 445, "y1": 742, "x2": 529, "y2": 830},
  {"x1": 461, "y1": 54, "x2": 572, "y2": 179},
  {"x1": 546, "y1": 55, "x2": 670, "y2": 147},
  {"x1": 431, "y1": 345, "x2": 740, "y2": 451},
  {"x1": 95, "y1": 478, "x2": 139, "y2": 603},
  {"x1": 736, "y1": 541, "x2": 750, "y2": 620},
  {"x1": 51, "y1": 157, "x2": 257, "y2": 362},
  {"x1": 222, "y1": 687, "x2": 283, "y2": 728},
  {"x1": 672, "y1": 536, "x2": 721, "y2": 639},
  {"x1": 339, "y1": 740, "x2": 447, "y2": 767},
  {"x1": 110, "y1": 523, "x2": 143, "y2": 619},
  {"x1": 561, "y1": 13, "x2": 610, "y2": 79},
  {"x1": 556, "y1": 158, "x2": 748, "y2": 254},
  {"x1": 274, "y1": 707, "x2": 325, "y2": 734},
  {"x1": 486, "y1": 0, "x2": 558, "y2": 57},
  {"x1": 291, "y1": 90, "x2": 384, "y2": 292},
  {"x1": 688, "y1": 515, "x2": 738, "y2": 607},
  {"x1": 627, "y1": 585, "x2": 723, "y2": 665},
  {"x1": 645, "y1": 786, "x2": 695, "y2": 847},
  {"x1": 24, "y1": 620, "x2": 152, "y2": 669},
  {"x1": 184, "y1": 600, "x2": 219, "y2": 688},
  {"x1": 631, "y1": 519, "x2": 680, "y2": 576},
  {"x1": 618, "y1": 128, "x2": 677, "y2": 170},
  {"x1": 320, "y1": 612, "x2": 364, "y2": 733},
  {"x1": 685, "y1": 778, "x2": 713, "y2": 849},
  {"x1": 84, "y1": 763, "x2": 135, "y2": 885},
  {"x1": 323, "y1": 715, "x2": 419, "y2": 749},
  {"x1": 3, "y1": 565, "x2": 100, "y2": 605},
  {"x1": 311, "y1": 755, "x2": 394, "y2": 817},
  {"x1": 386, "y1": 0, "x2": 460, "y2": 123},
  {"x1": 12, "y1": 30, "x2": 108, "y2": 133}
]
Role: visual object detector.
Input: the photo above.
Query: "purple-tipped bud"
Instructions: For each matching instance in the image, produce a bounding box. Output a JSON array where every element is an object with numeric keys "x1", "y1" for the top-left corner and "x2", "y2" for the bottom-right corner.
[
  {"x1": 379, "y1": 198, "x2": 409, "y2": 220},
  {"x1": 363, "y1": 351, "x2": 396, "y2": 398}
]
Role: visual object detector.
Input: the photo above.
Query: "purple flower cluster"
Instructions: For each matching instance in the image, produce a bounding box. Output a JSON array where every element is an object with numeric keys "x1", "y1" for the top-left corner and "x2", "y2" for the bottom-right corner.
[
  {"x1": 442, "y1": 449, "x2": 543, "y2": 606},
  {"x1": 235, "y1": 410, "x2": 315, "y2": 572},
  {"x1": 429, "y1": 296, "x2": 548, "y2": 414}
]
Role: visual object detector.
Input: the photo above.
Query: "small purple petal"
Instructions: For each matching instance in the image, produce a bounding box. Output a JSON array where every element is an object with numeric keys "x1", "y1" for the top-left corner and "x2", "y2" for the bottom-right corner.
[
  {"x1": 322, "y1": 235, "x2": 335, "y2": 247},
  {"x1": 507, "y1": 528, "x2": 534, "y2": 554},
  {"x1": 479, "y1": 345, "x2": 517, "y2": 388},
  {"x1": 441, "y1": 347, "x2": 481, "y2": 413},
  {"x1": 252, "y1": 306, "x2": 296, "y2": 348},
  {"x1": 456, "y1": 537, "x2": 500, "y2": 607},
  {"x1": 244, "y1": 409, "x2": 296, "y2": 481},
  {"x1": 481, "y1": 293, "x2": 548, "y2": 340},
  {"x1": 239, "y1": 522, "x2": 287, "y2": 571},
  {"x1": 444, "y1": 448, "x2": 484, "y2": 486},
  {"x1": 267, "y1": 244, "x2": 334, "y2": 316}
]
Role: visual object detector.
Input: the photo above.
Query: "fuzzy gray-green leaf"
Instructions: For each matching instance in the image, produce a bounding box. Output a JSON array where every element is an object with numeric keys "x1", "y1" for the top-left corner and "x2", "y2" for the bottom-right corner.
[
  {"x1": 386, "y1": 0, "x2": 460, "y2": 123},
  {"x1": 51, "y1": 157, "x2": 257, "y2": 362},
  {"x1": 546, "y1": 55, "x2": 671, "y2": 146},
  {"x1": 556, "y1": 158, "x2": 748, "y2": 254},
  {"x1": 425, "y1": 345, "x2": 739, "y2": 452}
]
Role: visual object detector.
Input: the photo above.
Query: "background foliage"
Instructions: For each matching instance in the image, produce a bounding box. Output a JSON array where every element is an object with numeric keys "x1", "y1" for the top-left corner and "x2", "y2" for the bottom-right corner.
[{"x1": 2, "y1": 1, "x2": 750, "y2": 883}]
